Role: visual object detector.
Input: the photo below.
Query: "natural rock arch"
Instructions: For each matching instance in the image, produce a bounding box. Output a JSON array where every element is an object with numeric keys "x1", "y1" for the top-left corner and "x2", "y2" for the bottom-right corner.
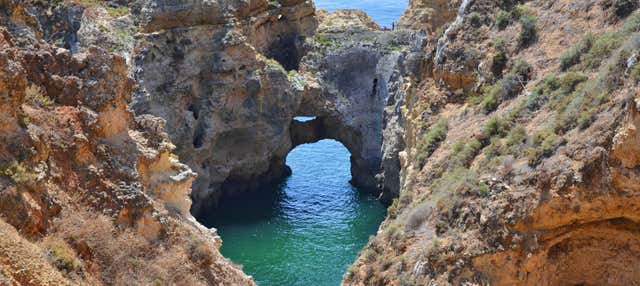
[{"x1": 290, "y1": 116, "x2": 377, "y2": 190}]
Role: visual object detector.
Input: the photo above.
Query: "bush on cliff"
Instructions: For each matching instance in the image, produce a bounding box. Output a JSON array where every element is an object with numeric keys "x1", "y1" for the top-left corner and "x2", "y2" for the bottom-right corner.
[
  {"x1": 41, "y1": 237, "x2": 81, "y2": 273},
  {"x1": 518, "y1": 14, "x2": 537, "y2": 47},
  {"x1": 416, "y1": 118, "x2": 449, "y2": 168}
]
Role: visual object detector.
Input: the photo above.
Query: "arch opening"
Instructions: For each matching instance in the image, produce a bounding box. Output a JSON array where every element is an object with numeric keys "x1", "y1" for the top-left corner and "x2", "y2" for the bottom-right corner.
[{"x1": 289, "y1": 116, "x2": 380, "y2": 191}]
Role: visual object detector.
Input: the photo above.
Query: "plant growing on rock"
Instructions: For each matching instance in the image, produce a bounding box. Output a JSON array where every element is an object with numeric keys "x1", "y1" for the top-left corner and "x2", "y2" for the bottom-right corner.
[
  {"x1": 416, "y1": 118, "x2": 449, "y2": 168},
  {"x1": 495, "y1": 10, "x2": 511, "y2": 30},
  {"x1": 405, "y1": 202, "x2": 432, "y2": 231},
  {"x1": 41, "y1": 237, "x2": 81, "y2": 273},
  {"x1": 491, "y1": 38, "x2": 508, "y2": 76},
  {"x1": 25, "y1": 84, "x2": 53, "y2": 107},
  {"x1": 2, "y1": 161, "x2": 36, "y2": 184},
  {"x1": 526, "y1": 129, "x2": 561, "y2": 166},
  {"x1": 560, "y1": 33, "x2": 594, "y2": 71},
  {"x1": 518, "y1": 14, "x2": 537, "y2": 47}
]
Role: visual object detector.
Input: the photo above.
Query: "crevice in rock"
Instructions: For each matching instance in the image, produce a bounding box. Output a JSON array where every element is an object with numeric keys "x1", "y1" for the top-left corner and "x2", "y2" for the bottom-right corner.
[
  {"x1": 265, "y1": 34, "x2": 306, "y2": 71},
  {"x1": 371, "y1": 78, "x2": 379, "y2": 97},
  {"x1": 192, "y1": 123, "x2": 206, "y2": 149}
]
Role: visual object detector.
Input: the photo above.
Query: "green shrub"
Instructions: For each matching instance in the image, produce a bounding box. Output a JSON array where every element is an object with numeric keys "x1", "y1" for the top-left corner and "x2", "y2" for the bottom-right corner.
[
  {"x1": 416, "y1": 119, "x2": 448, "y2": 168},
  {"x1": 512, "y1": 5, "x2": 534, "y2": 19},
  {"x1": 431, "y1": 167, "x2": 480, "y2": 195},
  {"x1": 492, "y1": 50, "x2": 508, "y2": 77},
  {"x1": 478, "y1": 182, "x2": 490, "y2": 197},
  {"x1": 527, "y1": 74, "x2": 560, "y2": 110},
  {"x1": 450, "y1": 139, "x2": 482, "y2": 168},
  {"x1": 479, "y1": 74, "x2": 521, "y2": 113},
  {"x1": 479, "y1": 84, "x2": 501, "y2": 113},
  {"x1": 558, "y1": 72, "x2": 589, "y2": 93},
  {"x1": 631, "y1": 62, "x2": 640, "y2": 82},
  {"x1": 559, "y1": 33, "x2": 594, "y2": 71},
  {"x1": 25, "y1": 84, "x2": 53, "y2": 107},
  {"x1": 583, "y1": 32, "x2": 623, "y2": 69},
  {"x1": 577, "y1": 107, "x2": 598, "y2": 129},
  {"x1": 491, "y1": 38, "x2": 508, "y2": 76},
  {"x1": 510, "y1": 59, "x2": 532, "y2": 81},
  {"x1": 622, "y1": 13, "x2": 640, "y2": 33},
  {"x1": 518, "y1": 15, "x2": 537, "y2": 47},
  {"x1": 2, "y1": 161, "x2": 36, "y2": 184},
  {"x1": 469, "y1": 12, "x2": 482, "y2": 27},
  {"x1": 482, "y1": 116, "x2": 510, "y2": 139},
  {"x1": 504, "y1": 125, "x2": 527, "y2": 147},
  {"x1": 484, "y1": 124, "x2": 527, "y2": 159},
  {"x1": 313, "y1": 34, "x2": 337, "y2": 47},
  {"x1": 484, "y1": 136, "x2": 504, "y2": 159},
  {"x1": 526, "y1": 129, "x2": 561, "y2": 165},
  {"x1": 42, "y1": 237, "x2": 81, "y2": 273},
  {"x1": 495, "y1": 10, "x2": 511, "y2": 30},
  {"x1": 105, "y1": 6, "x2": 129, "y2": 17}
]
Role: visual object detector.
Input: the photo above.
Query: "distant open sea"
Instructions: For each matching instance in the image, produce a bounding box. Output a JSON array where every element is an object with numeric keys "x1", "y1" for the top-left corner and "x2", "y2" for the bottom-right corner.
[{"x1": 314, "y1": 0, "x2": 409, "y2": 28}]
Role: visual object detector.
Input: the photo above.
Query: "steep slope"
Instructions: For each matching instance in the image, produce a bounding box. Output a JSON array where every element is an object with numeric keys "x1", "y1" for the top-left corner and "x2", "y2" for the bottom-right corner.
[
  {"x1": 344, "y1": 0, "x2": 640, "y2": 285},
  {"x1": 0, "y1": 1, "x2": 253, "y2": 285}
]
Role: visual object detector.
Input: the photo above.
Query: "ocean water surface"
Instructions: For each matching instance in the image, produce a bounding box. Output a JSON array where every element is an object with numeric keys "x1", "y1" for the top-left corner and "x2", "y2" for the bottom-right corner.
[
  {"x1": 314, "y1": 0, "x2": 409, "y2": 28},
  {"x1": 199, "y1": 139, "x2": 386, "y2": 285}
]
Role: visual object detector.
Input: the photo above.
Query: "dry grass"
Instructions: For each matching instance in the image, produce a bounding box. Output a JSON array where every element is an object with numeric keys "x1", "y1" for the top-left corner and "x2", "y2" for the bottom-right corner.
[{"x1": 48, "y1": 210, "x2": 214, "y2": 286}]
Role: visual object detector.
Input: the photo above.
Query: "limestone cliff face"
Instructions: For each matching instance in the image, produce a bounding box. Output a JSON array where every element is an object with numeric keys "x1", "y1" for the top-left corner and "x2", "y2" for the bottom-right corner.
[
  {"x1": 397, "y1": 0, "x2": 458, "y2": 33},
  {"x1": 345, "y1": 0, "x2": 640, "y2": 285},
  {"x1": 0, "y1": 2, "x2": 252, "y2": 284},
  {"x1": 132, "y1": 0, "x2": 317, "y2": 212},
  {"x1": 292, "y1": 10, "x2": 424, "y2": 198}
]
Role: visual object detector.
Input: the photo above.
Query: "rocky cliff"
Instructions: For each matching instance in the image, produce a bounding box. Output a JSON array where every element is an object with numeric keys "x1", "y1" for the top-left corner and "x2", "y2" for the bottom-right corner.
[
  {"x1": 130, "y1": 0, "x2": 321, "y2": 212},
  {"x1": 3, "y1": 0, "x2": 640, "y2": 285},
  {"x1": 292, "y1": 9, "x2": 422, "y2": 198},
  {"x1": 0, "y1": 1, "x2": 252, "y2": 285},
  {"x1": 344, "y1": 0, "x2": 640, "y2": 285}
]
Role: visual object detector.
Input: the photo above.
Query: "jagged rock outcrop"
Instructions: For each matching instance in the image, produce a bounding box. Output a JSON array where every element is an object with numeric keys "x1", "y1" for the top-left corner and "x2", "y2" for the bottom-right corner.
[
  {"x1": 292, "y1": 10, "x2": 424, "y2": 197},
  {"x1": 344, "y1": 1, "x2": 640, "y2": 285},
  {"x1": 397, "y1": 0, "x2": 458, "y2": 33},
  {"x1": 0, "y1": 2, "x2": 253, "y2": 284},
  {"x1": 132, "y1": 0, "x2": 317, "y2": 212}
]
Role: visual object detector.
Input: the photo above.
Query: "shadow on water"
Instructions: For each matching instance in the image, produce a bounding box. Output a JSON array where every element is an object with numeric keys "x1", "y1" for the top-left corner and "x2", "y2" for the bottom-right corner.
[{"x1": 197, "y1": 180, "x2": 290, "y2": 227}]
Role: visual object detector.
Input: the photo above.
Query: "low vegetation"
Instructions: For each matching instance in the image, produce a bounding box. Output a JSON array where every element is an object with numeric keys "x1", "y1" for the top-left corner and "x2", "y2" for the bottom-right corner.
[
  {"x1": 560, "y1": 33, "x2": 594, "y2": 71},
  {"x1": 2, "y1": 161, "x2": 36, "y2": 184},
  {"x1": 41, "y1": 237, "x2": 81, "y2": 273},
  {"x1": 25, "y1": 84, "x2": 53, "y2": 107},
  {"x1": 518, "y1": 14, "x2": 537, "y2": 47},
  {"x1": 475, "y1": 59, "x2": 531, "y2": 113},
  {"x1": 491, "y1": 38, "x2": 508, "y2": 76},
  {"x1": 416, "y1": 118, "x2": 448, "y2": 168}
]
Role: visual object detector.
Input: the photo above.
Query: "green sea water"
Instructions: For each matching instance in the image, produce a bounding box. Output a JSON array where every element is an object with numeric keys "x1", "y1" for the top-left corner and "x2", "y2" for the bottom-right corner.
[{"x1": 198, "y1": 139, "x2": 387, "y2": 285}]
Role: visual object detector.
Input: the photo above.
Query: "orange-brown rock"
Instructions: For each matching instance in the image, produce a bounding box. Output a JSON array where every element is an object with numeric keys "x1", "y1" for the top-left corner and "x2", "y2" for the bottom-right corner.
[
  {"x1": 0, "y1": 2, "x2": 253, "y2": 284},
  {"x1": 344, "y1": 1, "x2": 640, "y2": 285}
]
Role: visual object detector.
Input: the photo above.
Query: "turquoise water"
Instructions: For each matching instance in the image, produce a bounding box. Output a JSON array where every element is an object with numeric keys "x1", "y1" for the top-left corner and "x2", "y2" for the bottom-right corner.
[
  {"x1": 199, "y1": 139, "x2": 387, "y2": 285},
  {"x1": 314, "y1": 0, "x2": 409, "y2": 28}
]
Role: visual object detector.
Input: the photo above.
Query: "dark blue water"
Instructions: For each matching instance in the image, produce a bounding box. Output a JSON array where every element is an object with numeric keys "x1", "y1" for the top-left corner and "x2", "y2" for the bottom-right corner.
[
  {"x1": 314, "y1": 0, "x2": 409, "y2": 28},
  {"x1": 201, "y1": 139, "x2": 387, "y2": 285}
]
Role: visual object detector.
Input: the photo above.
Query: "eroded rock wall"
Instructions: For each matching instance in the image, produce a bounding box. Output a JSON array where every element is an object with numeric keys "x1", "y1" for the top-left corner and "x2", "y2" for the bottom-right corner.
[
  {"x1": 345, "y1": 0, "x2": 640, "y2": 285},
  {"x1": 132, "y1": 0, "x2": 317, "y2": 212},
  {"x1": 293, "y1": 10, "x2": 424, "y2": 195},
  {"x1": 0, "y1": 2, "x2": 253, "y2": 284}
]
